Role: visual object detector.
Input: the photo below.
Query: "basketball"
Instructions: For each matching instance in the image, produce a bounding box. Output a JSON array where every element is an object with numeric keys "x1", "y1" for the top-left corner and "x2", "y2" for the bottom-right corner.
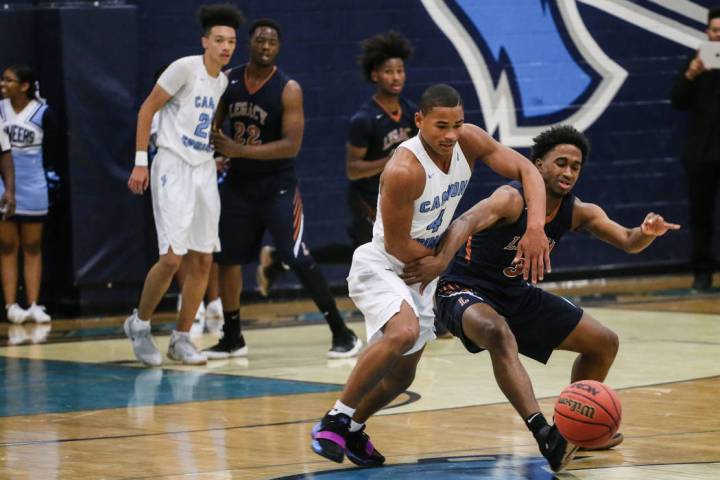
[{"x1": 554, "y1": 380, "x2": 622, "y2": 448}]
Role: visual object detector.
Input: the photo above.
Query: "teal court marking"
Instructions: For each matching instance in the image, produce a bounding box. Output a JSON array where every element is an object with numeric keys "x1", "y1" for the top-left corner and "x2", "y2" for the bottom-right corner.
[
  {"x1": 276, "y1": 455, "x2": 563, "y2": 479},
  {"x1": 0, "y1": 356, "x2": 341, "y2": 417}
]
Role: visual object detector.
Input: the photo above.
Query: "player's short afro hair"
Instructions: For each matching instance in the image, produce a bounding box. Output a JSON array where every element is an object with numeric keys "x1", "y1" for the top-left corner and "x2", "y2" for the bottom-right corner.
[{"x1": 530, "y1": 125, "x2": 591, "y2": 164}]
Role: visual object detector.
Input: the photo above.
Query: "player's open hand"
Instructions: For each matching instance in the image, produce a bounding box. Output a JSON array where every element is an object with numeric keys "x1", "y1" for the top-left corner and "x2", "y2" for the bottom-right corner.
[
  {"x1": 640, "y1": 212, "x2": 680, "y2": 236},
  {"x1": 514, "y1": 226, "x2": 551, "y2": 283},
  {"x1": 128, "y1": 166, "x2": 149, "y2": 194},
  {"x1": 401, "y1": 255, "x2": 446, "y2": 294},
  {"x1": 0, "y1": 191, "x2": 16, "y2": 220},
  {"x1": 210, "y1": 128, "x2": 239, "y2": 157}
]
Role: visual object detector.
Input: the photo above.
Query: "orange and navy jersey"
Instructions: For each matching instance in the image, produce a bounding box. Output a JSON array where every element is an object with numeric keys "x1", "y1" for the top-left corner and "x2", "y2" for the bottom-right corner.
[
  {"x1": 441, "y1": 181, "x2": 575, "y2": 288},
  {"x1": 222, "y1": 64, "x2": 293, "y2": 176},
  {"x1": 347, "y1": 96, "x2": 417, "y2": 203}
]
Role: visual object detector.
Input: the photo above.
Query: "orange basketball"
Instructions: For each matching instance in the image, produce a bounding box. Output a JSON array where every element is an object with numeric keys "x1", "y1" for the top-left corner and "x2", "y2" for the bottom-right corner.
[{"x1": 554, "y1": 380, "x2": 622, "y2": 448}]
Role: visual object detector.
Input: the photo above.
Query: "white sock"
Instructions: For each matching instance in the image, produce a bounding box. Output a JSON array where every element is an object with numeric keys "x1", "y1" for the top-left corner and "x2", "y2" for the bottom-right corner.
[
  {"x1": 329, "y1": 400, "x2": 355, "y2": 418},
  {"x1": 349, "y1": 420, "x2": 364, "y2": 432},
  {"x1": 172, "y1": 330, "x2": 190, "y2": 341}
]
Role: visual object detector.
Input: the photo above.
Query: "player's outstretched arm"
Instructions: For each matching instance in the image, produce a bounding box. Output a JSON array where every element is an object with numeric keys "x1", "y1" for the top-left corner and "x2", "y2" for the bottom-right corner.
[
  {"x1": 211, "y1": 80, "x2": 304, "y2": 160},
  {"x1": 573, "y1": 199, "x2": 680, "y2": 253},
  {"x1": 460, "y1": 124, "x2": 550, "y2": 283},
  {"x1": 401, "y1": 185, "x2": 523, "y2": 292},
  {"x1": 382, "y1": 149, "x2": 433, "y2": 264},
  {"x1": 128, "y1": 84, "x2": 172, "y2": 194}
]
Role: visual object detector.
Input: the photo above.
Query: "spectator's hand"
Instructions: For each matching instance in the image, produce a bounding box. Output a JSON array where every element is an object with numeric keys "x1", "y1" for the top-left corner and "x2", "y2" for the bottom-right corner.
[
  {"x1": 514, "y1": 226, "x2": 551, "y2": 283},
  {"x1": 0, "y1": 190, "x2": 16, "y2": 220},
  {"x1": 128, "y1": 166, "x2": 149, "y2": 194},
  {"x1": 686, "y1": 54, "x2": 706, "y2": 80},
  {"x1": 210, "y1": 128, "x2": 241, "y2": 158},
  {"x1": 640, "y1": 212, "x2": 680, "y2": 236},
  {"x1": 401, "y1": 255, "x2": 447, "y2": 294}
]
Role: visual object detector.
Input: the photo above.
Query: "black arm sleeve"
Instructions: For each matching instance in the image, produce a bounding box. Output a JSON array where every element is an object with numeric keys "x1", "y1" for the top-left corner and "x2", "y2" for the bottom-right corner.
[{"x1": 670, "y1": 57, "x2": 696, "y2": 111}]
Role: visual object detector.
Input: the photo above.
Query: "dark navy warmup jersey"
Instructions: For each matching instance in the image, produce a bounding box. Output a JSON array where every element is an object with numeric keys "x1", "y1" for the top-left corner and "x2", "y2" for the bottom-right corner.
[
  {"x1": 442, "y1": 181, "x2": 576, "y2": 289},
  {"x1": 347, "y1": 96, "x2": 417, "y2": 202},
  {"x1": 222, "y1": 65, "x2": 293, "y2": 177}
]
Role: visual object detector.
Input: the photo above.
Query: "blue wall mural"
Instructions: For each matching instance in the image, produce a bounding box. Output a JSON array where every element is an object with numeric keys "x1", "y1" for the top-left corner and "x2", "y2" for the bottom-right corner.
[{"x1": 0, "y1": 0, "x2": 713, "y2": 307}]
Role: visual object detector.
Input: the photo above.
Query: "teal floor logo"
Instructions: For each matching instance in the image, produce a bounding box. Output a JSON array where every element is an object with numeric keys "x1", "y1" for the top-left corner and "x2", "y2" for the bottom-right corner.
[{"x1": 277, "y1": 454, "x2": 564, "y2": 479}]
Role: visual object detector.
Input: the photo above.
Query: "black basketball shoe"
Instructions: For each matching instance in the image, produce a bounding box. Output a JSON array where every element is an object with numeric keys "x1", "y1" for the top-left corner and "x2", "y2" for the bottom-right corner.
[
  {"x1": 536, "y1": 424, "x2": 578, "y2": 472},
  {"x1": 311, "y1": 412, "x2": 351, "y2": 463},
  {"x1": 328, "y1": 331, "x2": 363, "y2": 359},
  {"x1": 311, "y1": 421, "x2": 385, "y2": 467},
  {"x1": 203, "y1": 334, "x2": 247, "y2": 360}
]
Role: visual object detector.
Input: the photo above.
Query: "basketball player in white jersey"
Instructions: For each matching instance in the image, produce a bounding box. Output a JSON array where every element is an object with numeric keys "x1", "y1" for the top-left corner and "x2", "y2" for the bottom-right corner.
[
  {"x1": 125, "y1": 4, "x2": 243, "y2": 366},
  {"x1": 312, "y1": 84, "x2": 551, "y2": 466}
]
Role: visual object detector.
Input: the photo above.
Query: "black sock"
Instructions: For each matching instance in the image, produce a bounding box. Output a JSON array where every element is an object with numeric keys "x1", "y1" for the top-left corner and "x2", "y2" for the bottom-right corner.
[
  {"x1": 525, "y1": 412, "x2": 549, "y2": 439},
  {"x1": 222, "y1": 309, "x2": 242, "y2": 340},
  {"x1": 290, "y1": 261, "x2": 352, "y2": 341}
]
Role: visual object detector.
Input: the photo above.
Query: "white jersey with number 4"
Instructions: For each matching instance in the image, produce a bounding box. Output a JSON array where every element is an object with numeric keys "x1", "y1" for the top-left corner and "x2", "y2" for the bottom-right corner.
[
  {"x1": 348, "y1": 134, "x2": 472, "y2": 356},
  {"x1": 372, "y1": 134, "x2": 472, "y2": 259},
  {"x1": 155, "y1": 55, "x2": 228, "y2": 166}
]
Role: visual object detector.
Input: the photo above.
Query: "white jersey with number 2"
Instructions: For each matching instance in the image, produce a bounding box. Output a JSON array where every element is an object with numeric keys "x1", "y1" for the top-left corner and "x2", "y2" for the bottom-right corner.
[{"x1": 155, "y1": 55, "x2": 228, "y2": 166}]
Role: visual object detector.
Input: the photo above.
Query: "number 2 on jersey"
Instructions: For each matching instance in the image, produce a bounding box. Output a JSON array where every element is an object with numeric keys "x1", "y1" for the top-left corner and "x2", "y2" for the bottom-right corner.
[
  {"x1": 194, "y1": 113, "x2": 210, "y2": 139},
  {"x1": 233, "y1": 121, "x2": 261, "y2": 145},
  {"x1": 426, "y1": 209, "x2": 445, "y2": 233}
]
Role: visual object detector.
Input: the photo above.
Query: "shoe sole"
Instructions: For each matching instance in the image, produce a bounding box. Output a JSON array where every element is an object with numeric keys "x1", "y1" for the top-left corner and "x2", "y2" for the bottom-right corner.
[
  {"x1": 327, "y1": 338, "x2": 363, "y2": 359},
  {"x1": 166, "y1": 352, "x2": 207, "y2": 365},
  {"x1": 311, "y1": 438, "x2": 345, "y2": 463},
  {"x1": 552, "y1": 443, "x2": 579, "y2": 473},
  {"x1": 205, "y1": 346, "x2": 248, "y2": 360}
]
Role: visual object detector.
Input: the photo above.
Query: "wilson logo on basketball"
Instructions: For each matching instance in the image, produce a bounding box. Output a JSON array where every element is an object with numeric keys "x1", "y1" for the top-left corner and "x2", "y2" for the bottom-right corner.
[{"x1": 557, "y1": 397, "x2": 596, "y2": 420}]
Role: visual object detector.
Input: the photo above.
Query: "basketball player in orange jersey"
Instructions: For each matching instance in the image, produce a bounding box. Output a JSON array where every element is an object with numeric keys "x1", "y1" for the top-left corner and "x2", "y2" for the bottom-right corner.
[
  {"x1": 403, "y1": 125, "x2": 679, "y2": 471},
  {"x1": 311, "y1": 84, "x2": 551, "y2": 468}
]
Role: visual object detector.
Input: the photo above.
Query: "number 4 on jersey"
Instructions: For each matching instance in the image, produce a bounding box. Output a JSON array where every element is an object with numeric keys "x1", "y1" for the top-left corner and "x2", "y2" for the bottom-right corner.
[{"x1": 426, "y1": 209, "x2": 445, "y2": 233}]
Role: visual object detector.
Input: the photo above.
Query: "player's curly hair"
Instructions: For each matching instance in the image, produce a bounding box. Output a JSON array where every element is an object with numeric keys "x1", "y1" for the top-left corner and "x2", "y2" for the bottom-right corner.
[
  {"x1": 530, "y1": 125, "x2": 591, "y2": 164},
  {"x1": 197, "y1": 3, "x2": 244, "y2": 36},
  {"x1": 358, "y1": 31, "x2": 414, "y2": 82}
]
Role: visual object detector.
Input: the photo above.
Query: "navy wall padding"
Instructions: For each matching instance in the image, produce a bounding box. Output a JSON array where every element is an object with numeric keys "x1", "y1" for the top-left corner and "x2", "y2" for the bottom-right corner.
[
  {"x1": 1, "y1": 0, "x2": 717, "y2": 310},
  {"x1": 54, "y1": 6, "x2": 142, "y2": 285}
]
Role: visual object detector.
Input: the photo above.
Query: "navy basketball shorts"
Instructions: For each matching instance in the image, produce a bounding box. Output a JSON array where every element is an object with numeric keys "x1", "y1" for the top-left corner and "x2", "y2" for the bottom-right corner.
[
  {"x1": 214, "y1": 171, "x2": 311, "y2": 266},
  {"x1": 434, "y1": 280, "x2": 583, "y2": 364}
]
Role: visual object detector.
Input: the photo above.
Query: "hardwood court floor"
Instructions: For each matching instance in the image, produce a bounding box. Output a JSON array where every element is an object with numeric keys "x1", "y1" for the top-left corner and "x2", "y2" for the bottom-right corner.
[{"x1": 0, "y1": 274, "x2": 719, "y2": 479}]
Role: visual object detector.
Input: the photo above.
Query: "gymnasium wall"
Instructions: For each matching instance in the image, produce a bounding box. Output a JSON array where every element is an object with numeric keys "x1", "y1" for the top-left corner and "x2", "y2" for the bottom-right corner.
[{"x1": 0, "y1": 0, "x2": 712, "y2": 310}]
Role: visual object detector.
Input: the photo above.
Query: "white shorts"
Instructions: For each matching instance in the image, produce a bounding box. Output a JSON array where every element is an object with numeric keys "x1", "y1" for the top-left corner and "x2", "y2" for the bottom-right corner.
[
  {"x1": 347, "y1": 242, "x2": 437, "y2": 355},
  {"x1": 150, "y1": 149, "x2": 220, "y2": 255}
]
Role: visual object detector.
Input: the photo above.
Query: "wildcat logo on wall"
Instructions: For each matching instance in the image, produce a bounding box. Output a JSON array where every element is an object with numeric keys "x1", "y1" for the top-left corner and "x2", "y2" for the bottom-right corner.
[{"x1": 421, "y1": 0, "x2": 708, "y2": 146}]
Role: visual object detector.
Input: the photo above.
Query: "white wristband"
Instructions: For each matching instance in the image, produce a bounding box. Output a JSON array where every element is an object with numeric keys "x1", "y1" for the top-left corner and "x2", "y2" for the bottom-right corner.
[{"x1": 135, "y1": 151, "x2": 148, "y2": 167}]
